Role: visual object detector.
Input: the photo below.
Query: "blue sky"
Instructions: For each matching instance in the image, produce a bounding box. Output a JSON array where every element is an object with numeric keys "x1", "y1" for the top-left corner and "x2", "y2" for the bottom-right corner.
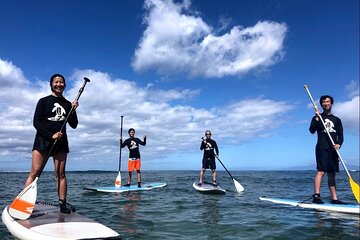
[{"x1": 0, "y1": 0, "x2": 358, "y2": 171}]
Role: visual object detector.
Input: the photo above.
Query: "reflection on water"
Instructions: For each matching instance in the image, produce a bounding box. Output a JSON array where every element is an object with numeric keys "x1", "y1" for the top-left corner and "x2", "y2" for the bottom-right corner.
[
  {"x1": 200, "y1": 194, "x2": 223, "y2": 239},
  {"x1": 122, "y1": 192, "x2": 142, "y2": 234},
  {"x1": 1, "y1": 171, "x2": 359, "y2": 239},
  {"x1": 313, "y1": 211, "x2": 359, "y2": 239}
]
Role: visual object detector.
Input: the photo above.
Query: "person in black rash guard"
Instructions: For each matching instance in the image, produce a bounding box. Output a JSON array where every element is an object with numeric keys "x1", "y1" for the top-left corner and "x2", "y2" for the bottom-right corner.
[
  {"x1": 120, "y1": 128, "x2": 146, "y2": 187},
  {"x1": 24, "y1": 74, "x2": 79, "y2": 214},
  {"x1": 198, "y1": 130, "x2": 219, "y2": 186},
  {"x1": 309, "y1": 95, "x2": 345, "y2": 205}
]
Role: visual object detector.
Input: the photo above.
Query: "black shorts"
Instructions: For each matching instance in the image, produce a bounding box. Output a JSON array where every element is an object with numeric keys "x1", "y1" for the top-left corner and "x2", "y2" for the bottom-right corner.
[
  {"x1": 315, "y1": 148, "x2": 339, "y2": 173},
  {"x1": 32, "y1": 135, "x2": 69, "y2": 156},
  {"x1": 202, "y1": 158, "x2": 216, "y2": 170}
]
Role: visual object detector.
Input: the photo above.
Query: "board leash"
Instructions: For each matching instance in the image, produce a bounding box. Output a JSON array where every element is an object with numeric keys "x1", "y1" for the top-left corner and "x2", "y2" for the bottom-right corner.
[{"x1": 298, "y1": 195, "x2": 313, "y2": 205}]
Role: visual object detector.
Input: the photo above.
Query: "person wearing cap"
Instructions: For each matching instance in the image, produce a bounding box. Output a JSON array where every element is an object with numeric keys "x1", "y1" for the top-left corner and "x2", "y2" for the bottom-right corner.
[
  {"x1": 198, "y1": 130, "x2": 219, "y2": 186},
  {"x1": 24, "y1": 74, "x2": 79, "y2": 214},
  {"x1": 120, "y1": 128, "x2": 146, "y2": 188}
]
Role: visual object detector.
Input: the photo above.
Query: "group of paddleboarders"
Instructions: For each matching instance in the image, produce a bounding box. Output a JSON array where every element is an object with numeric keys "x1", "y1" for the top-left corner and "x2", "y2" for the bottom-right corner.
[{"x1": 22, "y1": 73, "x2": 346, "y2": 215}]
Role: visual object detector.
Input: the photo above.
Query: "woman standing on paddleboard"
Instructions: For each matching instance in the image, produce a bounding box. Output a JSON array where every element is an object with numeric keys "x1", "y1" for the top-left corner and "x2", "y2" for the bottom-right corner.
[
  {"x1": 24, "y1": 74, "x2": 79, "y2": 214},
  {"x1": 309, "y1": 95, "x2": 345, "y2": 204}
]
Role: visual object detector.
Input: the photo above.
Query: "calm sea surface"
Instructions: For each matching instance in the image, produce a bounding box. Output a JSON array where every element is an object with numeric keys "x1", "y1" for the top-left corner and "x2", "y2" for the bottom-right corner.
[{"x1": 1, "y1": 170, "x2": 359, "y2": 239}]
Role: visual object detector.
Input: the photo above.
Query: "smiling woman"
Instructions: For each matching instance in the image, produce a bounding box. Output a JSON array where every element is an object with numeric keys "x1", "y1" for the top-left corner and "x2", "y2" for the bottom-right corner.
[{"x1": 8, "y1": 76, "x2": 90, "y2": 221}]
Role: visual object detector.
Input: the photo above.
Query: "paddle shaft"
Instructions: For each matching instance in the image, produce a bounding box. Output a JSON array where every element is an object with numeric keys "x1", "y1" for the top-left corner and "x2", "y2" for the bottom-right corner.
[
  {"x1": 304, "y1": 85, "x2": 351, "y2": 178},
  {"x1": 118, "y1": 116, "x2": 124, "y2": 171},
  {"x1": 37, "y1": 77, "x2": 90, "y2": 178},
  {"x1": 216, "y1": 156, "x2": 235, "y2": 180}
]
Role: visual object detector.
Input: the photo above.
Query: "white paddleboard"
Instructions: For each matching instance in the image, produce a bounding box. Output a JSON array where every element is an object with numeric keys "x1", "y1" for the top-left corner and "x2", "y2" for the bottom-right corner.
[
  {"x1": 259, "y1": 197, "x2": 360, "y2": 215},
  {"x1": 84, "y1": 182, "x2": 166, "y2": 193},
  {"x1": 2, "y1": 202, "x2": 120, "y2": 240},
  {"x1": 193, "y1": 181, "x2": 226, "y2": 194}
]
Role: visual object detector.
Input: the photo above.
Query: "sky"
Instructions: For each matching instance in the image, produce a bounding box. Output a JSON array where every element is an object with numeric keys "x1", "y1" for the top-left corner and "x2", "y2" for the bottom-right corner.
[{"x1": 0, "y1": 0, "x2": 358, "y2": 171}]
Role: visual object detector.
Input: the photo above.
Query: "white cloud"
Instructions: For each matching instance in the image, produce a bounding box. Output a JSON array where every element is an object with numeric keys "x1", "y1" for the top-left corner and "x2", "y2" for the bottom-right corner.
[
  {"x1": 0, "y1": 59, "x2": 294, "y2": 170},
  {"x1": 333, "y1": 82, "x2": 359, "y2": 134},
  {"x1": 345, "y1": 80, "x2": 359, "y2": 98},
  {"x1": 334, "y1": 95, "x2": 360, "y2": 135},
  {"x1": 132, "y1": 0, "x2": 287, "y2": 78}
]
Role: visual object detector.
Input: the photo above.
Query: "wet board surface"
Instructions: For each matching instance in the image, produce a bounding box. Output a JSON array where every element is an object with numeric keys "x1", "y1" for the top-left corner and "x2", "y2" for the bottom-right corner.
[
  {"x1": 84, "y1": 182, "x2": 166, "y2": 193},
  {"x1": 259, "y1": 197, "x2": 360, "y2": 215},
  {"x1": 2, "y1": 202, "x2": 120, "y2": 240},
  {"x1": 193, "y1": 181, "x2": 226, "y2": 194}
]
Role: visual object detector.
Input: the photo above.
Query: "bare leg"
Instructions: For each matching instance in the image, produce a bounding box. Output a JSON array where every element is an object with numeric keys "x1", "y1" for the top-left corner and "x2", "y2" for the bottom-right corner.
[
  {"x1": 25, "y1": 150, "x2": 46, "y2": 187},
  {"x1": 53, "y1": 153, "x2": 67, "y2": 201},
  {"x1": 314, "y1": 171, "x2": 325, "y2": 194},
  {"x1": 212, "y1": 170, "x2": 217, "y2": 183},
  {"x1": 199, "y1": 169, "x2": 205, "y2": 183},
  {"x1": 136, "y1": 171, "x2": 141, "y2": 184},
  {"x1": 128, "y1": 172, "x2": 132, "y2": 184},
  {"x1": 327, "y1": 172, "x2": 338, "y2": 200}
]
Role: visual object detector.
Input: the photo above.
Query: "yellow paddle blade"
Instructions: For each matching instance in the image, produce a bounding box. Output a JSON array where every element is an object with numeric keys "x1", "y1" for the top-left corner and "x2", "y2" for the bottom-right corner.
[{"x1": 349, "y1": 177, "x2": 360, "y2": 204}]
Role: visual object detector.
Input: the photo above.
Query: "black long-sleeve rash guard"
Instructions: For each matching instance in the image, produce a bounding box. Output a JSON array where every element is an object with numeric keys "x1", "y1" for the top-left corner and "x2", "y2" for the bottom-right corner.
[
  {"x1": 33, "y1": 95, "x2": 78, "y2": 140},
  {"x1": 309, "y1": 113, "x2": 343, "y2": 149},
  {"x1": 121, "y1": 137, "x2": 146, "y2": 159},
  {"x1": 200, "y1": 139, "x2": 219, "y2": 159}
]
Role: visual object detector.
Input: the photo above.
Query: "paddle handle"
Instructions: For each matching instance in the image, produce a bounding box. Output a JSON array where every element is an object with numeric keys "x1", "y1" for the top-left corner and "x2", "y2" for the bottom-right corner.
[
  {"x1": 118, "y1": 116, "x2": 124, "y2": 171},
  {"x1": 37, "y1": 77, "x2": 90, "y2": 178},
  {"x1": 304, "y1": 85, "x2": 351, "y2": 178}
]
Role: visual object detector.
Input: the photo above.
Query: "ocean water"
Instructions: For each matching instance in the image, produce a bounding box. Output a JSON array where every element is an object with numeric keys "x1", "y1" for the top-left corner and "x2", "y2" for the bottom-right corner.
[{"x1": 1, "y1": 170, "x2": 359, "y2": 239}]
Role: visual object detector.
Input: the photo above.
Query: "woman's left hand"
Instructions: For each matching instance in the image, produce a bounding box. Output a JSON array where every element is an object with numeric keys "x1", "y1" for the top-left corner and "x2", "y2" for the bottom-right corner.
[{"x1": 72, "y1": 101, "x2": 79, "y2": 109}]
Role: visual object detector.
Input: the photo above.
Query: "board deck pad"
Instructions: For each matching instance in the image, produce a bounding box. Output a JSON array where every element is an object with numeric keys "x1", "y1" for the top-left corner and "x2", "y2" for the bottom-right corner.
[
  {"x1": 259, "y1": 197, "x2": 360, "y2": 215},
  {"x1": 193, "y1": 181, "x2": 226, "y2": 194},
  {"x1": 84, "y1": 182, "x2": 166, "y2": 193},
  {"x1": 2, "y1": 201, "x2": 120, "y2": 240}
]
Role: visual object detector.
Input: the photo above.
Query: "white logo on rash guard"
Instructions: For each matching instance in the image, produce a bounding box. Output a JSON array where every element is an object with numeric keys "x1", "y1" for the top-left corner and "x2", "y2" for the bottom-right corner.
[
  {"x1": 48, "y1": 103, "x2": 66, "y2": 121},
  {"x1": 130, "y1": 140, "x2": 138, "y2": 149},
  {"x1": 205, "y1": 142, "x2": 213, "y2": 151},
  {"x1": 323, "y1": 119, "x2": 336, "y2": 133}
]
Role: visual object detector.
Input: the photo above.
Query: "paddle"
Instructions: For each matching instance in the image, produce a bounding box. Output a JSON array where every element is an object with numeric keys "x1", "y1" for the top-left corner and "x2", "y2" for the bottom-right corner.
[
  {"x1": 216, "y1": 156, "x2": 244, "y2": 192},
  {"x1": 115, "y1": 116, "x2": 124, "y2": 187},
  {"x1": 304, "y1": 84, "x2": 360, "y2": 204},
  {"x1": 9, "y1": 77, "x2": 91, "y2": 220}
]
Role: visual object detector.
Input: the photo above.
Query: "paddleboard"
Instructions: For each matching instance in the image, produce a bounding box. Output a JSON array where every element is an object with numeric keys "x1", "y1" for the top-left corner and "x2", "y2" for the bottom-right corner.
[
  {"x1": 259, "y1": 197, "x2": 360, "y2": 215},
  {"x1": 84, "y1": 182, "x2": 166, "y2": 193},
  {"x1": 193, "y1": 181, "x2": 226, "y2": 194},
  {"x1": 2, "y1": 201, "x2": 120, "y2": 240}
]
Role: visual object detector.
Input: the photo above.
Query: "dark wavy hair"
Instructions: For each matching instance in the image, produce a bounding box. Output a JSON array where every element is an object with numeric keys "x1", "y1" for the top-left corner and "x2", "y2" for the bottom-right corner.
[
  {"x1": 319, "y1": 95, "x2": 334, "y2": 105},
  {"x1": 128, "y1": 128, "x2": 135, "y2": 134}
]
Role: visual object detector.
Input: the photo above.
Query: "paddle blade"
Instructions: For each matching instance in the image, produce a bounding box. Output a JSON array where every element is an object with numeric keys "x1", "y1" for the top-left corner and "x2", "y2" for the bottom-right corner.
[
  {"x1": 233, "y1": 178, "x2": 244, "y2": 192},
  {"x1": 9, "y1": 178, "x2": 38, "y2": 220},
  {"x1": 349, "y1": 177, "x2": 360, "y2": 204},
  {"x1": 115, "y1": 172, "x2": 122, "y2": 187}
]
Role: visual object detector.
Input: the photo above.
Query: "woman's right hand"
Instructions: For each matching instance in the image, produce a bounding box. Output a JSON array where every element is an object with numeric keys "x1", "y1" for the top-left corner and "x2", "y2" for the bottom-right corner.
[{"x1": 52, "y1": 131, "x2": 63, "y2": 140}]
